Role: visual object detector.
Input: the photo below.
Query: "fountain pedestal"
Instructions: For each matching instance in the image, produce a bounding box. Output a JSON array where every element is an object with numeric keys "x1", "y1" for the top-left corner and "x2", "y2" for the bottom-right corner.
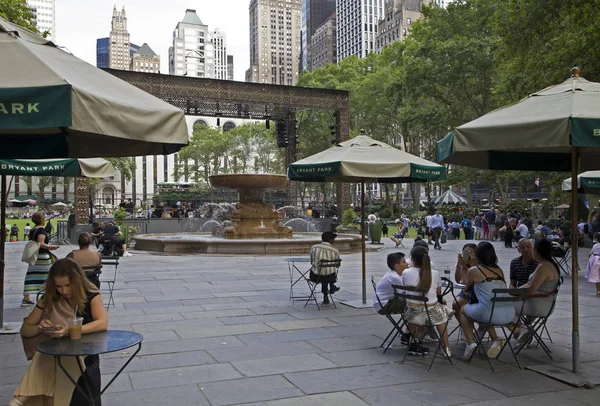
[{"x1": 209, "y1": 174, "x2": 292, "y2": 239}]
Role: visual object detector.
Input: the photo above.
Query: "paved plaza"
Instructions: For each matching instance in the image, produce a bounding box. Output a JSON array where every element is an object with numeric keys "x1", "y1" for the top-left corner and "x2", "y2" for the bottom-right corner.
[{"x1": 1, "y1": 237, "x2": 600, "y2": 405}]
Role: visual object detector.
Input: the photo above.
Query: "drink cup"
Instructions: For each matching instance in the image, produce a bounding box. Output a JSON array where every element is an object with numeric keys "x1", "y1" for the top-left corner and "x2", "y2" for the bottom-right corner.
[{"x1": 68, "y1": 317, "x2": 83, "y2": 340}]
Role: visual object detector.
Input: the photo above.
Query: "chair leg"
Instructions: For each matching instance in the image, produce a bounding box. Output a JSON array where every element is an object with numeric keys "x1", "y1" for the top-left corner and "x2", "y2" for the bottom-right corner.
[
  {"x1": 304, "y1": 280, "x2": 320, "y2": 310},
  {"x1": 500, "y1": 326, "x2": 522, "y2": 370}
]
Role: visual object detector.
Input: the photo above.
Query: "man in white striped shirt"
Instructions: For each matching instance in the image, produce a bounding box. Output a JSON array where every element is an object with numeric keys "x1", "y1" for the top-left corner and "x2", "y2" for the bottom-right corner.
[{"x1": 310, "y1": 231, "x2": 341, "y2": 305}]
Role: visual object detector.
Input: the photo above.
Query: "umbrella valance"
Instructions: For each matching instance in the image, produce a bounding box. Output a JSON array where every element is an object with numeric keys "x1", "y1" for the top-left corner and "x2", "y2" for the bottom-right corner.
[
  {"x1": 432, "y1": 189, "x2": 467, "y2": 205},
  {"x1": 289, "y1": 135, "x2": 446, "y2": 183},
  {"x1": 0, "y1": 17, "x2": 189, "y2": 158},
  {"x1": 562, "y1": 171, "x2": 600, "y2": 192},
  {"x1": 436, "y1": 74, "x2": 600, "y2": 172},
  {"x1": 0, "y1": 158, "x2": 114, "y2": 178}
]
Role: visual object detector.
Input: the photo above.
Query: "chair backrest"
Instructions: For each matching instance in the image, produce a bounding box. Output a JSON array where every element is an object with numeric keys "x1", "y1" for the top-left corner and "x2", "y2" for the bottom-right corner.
[
  {"x1": 391, "y1": 284, "x2": 428, "y2": 304},
  {"x1": 319, "y1": 259, "x2": 341, "y2": 268},
  {"x1": 440, "y1": 277, "x2": 454, "y2": 298},
  {"x1": 483, "y1": 287, "x2": 527, "y2": 326},
  {"x1": 81, "y1": 264, "x2": 103, "y2": 274}
]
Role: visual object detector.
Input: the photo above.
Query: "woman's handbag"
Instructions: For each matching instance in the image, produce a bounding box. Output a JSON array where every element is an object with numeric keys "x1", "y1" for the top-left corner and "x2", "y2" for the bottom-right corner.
[{"x1": 21, "y1": 228, "x2": 42, "y2": 265}]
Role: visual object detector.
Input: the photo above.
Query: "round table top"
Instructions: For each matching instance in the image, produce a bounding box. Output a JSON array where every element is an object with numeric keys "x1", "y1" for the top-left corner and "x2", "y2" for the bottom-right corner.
[
  {"x1": 284, "y1": 257, "x2": 311, "y2": 262},
  {"x1": 37, "y1": 330, "x2": 143, "y2": 357}
]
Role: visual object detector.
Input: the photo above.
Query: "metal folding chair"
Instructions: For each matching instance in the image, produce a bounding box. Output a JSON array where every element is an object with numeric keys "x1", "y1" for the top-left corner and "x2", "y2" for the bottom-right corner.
[
  {"x1": 391, "y1": 284, "x2": 452, "y2": 371},
  {"x1": 465, "y1": 287, "x2": 528, "y2": 371},
  {"x1": 81, "y1": 264, "x2": 103, "y2": 289},
  {"x1": 304, "y1": 259, "x2": 341, "y2": 310},
  {"x1": 371, "y1": 276, "x2": 407, "y2": 353},
  {"x1": 101, "y1": 256, "x2": 119, "y2": 310},
  {"x1": 515, "y1": 276, "x2": 562, "y2": 360}
]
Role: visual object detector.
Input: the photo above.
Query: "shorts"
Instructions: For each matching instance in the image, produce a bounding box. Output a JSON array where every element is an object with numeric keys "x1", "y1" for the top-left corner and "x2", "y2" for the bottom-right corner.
[
  {"x1": 377, "y1": 297, "x2": 406, "y2": 315},
  {"x1": 405, "y1": 302, "x2": 448, "y2": 326},
  {"x1": 473, "y1": 226, "x2": 480, "y2": 233}
]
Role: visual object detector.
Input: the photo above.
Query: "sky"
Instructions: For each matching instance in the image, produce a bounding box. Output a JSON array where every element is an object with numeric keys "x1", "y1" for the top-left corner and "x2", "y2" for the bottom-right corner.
[{"x1": 54, "y1": 0, "x2": 250, "y2": 81}]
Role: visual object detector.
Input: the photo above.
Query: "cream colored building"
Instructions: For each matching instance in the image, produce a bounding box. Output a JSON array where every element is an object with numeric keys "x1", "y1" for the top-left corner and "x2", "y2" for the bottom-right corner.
[
  {"x1": 375, "y1": 0, "x2": 431, "y2": 52},
  {"x1": 245, "y1": 0, "x2": 302, "y2": 85},
  {"x1": 131, "y1": 43, "x2": 160, "y2": 74},
  {"x1": 109, "y1": 5, "x2": 131, "y2": 70}
]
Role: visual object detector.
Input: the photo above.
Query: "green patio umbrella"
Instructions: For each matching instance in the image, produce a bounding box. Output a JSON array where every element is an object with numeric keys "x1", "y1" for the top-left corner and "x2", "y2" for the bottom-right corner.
[
  {"x1": 436, "y1": 68, "x2": 600, "y2": 373},
  {"x1": 562, "y1": 171, "x2": 600, "y2": 193},
  {"x1": 0, "y1": 17, "x2": 188, "y2": 158},
  {"x1": 0, "y1": 158, "x2": 115, "y2": 332},
  {"x1": 289, "y1": 131, "x2": 446, "y2": 304}
]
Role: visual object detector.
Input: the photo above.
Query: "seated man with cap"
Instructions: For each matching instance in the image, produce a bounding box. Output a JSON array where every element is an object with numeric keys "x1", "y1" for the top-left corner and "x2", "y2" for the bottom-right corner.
[{"x1": 310, "y1": 231, "x2": 341, "y2": 305}]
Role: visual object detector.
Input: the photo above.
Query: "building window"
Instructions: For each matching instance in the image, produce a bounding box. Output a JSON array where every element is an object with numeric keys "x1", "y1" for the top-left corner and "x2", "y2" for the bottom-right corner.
[{"x1": 222, "y1": 122, "x2": 236, "y2": 132}]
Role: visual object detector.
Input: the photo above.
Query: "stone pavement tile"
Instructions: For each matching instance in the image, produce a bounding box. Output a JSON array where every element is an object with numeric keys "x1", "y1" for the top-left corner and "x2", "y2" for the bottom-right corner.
[
  {"x1": 287, "y1": 308, "x2": 373, "y2": 320},
  {"x1": 132, "y1": 329, "x2": 180, "y2": 343},
  {"x1": 2, "y1": 352, "x2": 29, "y2": 368},
  {"x1": 320, "y1": 348, "x2": 406, "y2": 368},
  {"x1": 352, "y1": 378, "x2": 507, "y2": 405},
  {"x1": 175, "y1": 323, "x2": 275, "y2": 340},
  {"x1": 101, "y1": 372, "x2": 133, "y2": 393},
  {"x1": 265, "y1": 318, "x2": 339, "y2": 330},
  {"x1": 181, "y1": 297, "x2": 248, "y2": 306},
  {"x1": 232, "y1": 353, "x2": 337, "y2": 377},
  {"x1": 201, "y1": 301, "x2": 274, "y2": 311},
  {"x1": 0, "y1": 366, "x2": 28, "y2": 386},
  {"x1": 137, "y1": 336, "x2": 246, "y2": 356},
  {"x1": 0, "y1": 384, "x2": 17, "y2": 405},
  {"x1": 108, "y1": 312, "x2": 185, "y2": 325},
  {"x1": 207, "y1": 341, "x2": 317, "y2": 363},
  {"x1": 307, "y1": 334, "x2": 381, "y2": 352},
  {"x1": 327, "y1": 324, "x2": 390, "y2": 337},
  {"x1": 247, "y1": 305, "x2": 304, "y2": 315},
  {"x1": 182, "y1": 308, "x2": 257, "y2": 320},
  {"x1": 285, "y1": 363, "x2": 431, "y2": 394},
  {"x1": 220, "y1": 313, "x2": 298, "y2": 325},
  {"x1": 124, "y1": 300, "x2": 185, "y2": 309},
  {"x1": 237, "y1": 327, "x2": 339, "y2": 346},
  {"x1": 102, "y1": 384, "x2": 210, "y2": 406},
  {"x1": 129, "y1": 363, "x2": 241, "y2": 390},
  {"x1": 131, "y1": 318, "x2": 224, "y2": 333},
  {"x1": 467, "y1": 370, "x2": 573, "y2": 397},
  {"x1": 201, "y1": 375, "x2": 303, "y2": 406},
  {"x1": 265, "y1": 391, "x2": 369, "y2": 406},
  {"x1": 461, "y1": 391, "x2": 587, "y2": 406},
  {"x1": 558, "y1": 387, "x2": 600, "y2": 406},
  {"x1": 101, "y1": 350, "x2": 216, "y2": 374},
  {"x1": 141, "y1": 304, "x2": 205, "y2": 315}
]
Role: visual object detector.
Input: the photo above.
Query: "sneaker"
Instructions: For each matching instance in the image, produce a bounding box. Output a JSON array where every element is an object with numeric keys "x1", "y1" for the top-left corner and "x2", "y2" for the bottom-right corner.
[
  {"x1": 329, "y1": 285, "x2": 340, "y2": 295},
  {"x1": 123, "y1": 252, "x2": 133, "y2": 257},
  {"x1": 462, "y1": 343, "x2": 477, "y2": 361},
  {"x1": 445, "y1": 347, "x2": 452, "y2": 358},
  {"x1": 487, "y1": 339, "x2": 505, "y2": 359},
  {"x1": 408, "y1": 342, "x2": 429, "y2": 355},
  {"x1": 322, "y1": 296, "x2": 330, "y2": 305},
  {"x1": 21, "y1": 299, "x2": 34, "y2": 307},
  {"x1": 518, "y1": 329, "x2": 532, "y2": 346},
  {"x1": 400, "y1": 332, "x2": 411, "y2": 346}
]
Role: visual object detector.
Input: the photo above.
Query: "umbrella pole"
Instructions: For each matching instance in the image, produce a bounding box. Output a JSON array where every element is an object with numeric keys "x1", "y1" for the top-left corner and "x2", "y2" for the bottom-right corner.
[
  {"x1": 361, "y1": 180, "x2": 366, "y2": 304},
  {"x1": 0, "y1": 175, "x2": 6, "y2": 328},
  {"x1": 570, "y1": 148, "x2": 580, "y2": 373}
]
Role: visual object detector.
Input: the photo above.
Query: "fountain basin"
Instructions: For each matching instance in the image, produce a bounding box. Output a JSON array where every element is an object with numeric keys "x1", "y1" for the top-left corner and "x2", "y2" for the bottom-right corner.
[{"x1": 133, "y1": 232, "x2": 364, "y2": 255}]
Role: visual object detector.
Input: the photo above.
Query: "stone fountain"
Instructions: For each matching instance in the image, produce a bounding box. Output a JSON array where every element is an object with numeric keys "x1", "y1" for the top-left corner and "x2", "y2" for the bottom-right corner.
[{"x1": 208, "y1": 174, "x2": 293, "y2": 239}]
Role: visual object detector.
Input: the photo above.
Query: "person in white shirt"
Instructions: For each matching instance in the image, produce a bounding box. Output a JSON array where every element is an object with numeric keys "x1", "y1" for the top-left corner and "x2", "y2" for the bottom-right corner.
[
  {"x1": 430, "y1": 209, "x2": 445, "y2": 250},
  {"x1": 310, "y1": 231, "x2": 341, "y2": 305},
  {"x1": 374, "y1": 252, "x2": 408, "y2": 314},
  {"x1": 425, "y1": 214, "x2": 433, "y2": 245},
  {"x1": 401, "y1": 245, "x2": 452, "y2": 358},
  {"x1": 515, "y1": 220, "x2": 529, "y2": 242}
]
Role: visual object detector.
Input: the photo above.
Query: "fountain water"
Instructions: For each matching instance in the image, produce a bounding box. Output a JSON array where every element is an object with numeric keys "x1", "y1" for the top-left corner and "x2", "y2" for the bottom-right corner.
[{"x1": 208, "y1": 174, "x2": 293, "y2": 239}]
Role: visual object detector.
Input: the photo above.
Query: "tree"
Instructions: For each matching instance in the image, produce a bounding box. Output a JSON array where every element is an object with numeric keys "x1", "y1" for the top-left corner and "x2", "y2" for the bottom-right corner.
[{"x1": 0, "y1": 0, "x2": 38, "y2": 32}]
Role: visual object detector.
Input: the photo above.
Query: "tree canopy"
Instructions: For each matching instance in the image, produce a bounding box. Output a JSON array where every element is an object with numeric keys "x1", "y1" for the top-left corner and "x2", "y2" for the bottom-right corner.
[{"x1": 0, "y1": 0, "x2": 39, "y2": 33}]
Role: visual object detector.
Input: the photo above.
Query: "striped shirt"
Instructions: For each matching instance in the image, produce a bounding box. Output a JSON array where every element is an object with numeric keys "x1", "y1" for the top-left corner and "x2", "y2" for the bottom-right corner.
[
  {"x1": 510, "y1": 256, "x2": 538, "y2": 287},
  {"x1": 310, "y1": 242, "x2": 340, "y2": 276}
]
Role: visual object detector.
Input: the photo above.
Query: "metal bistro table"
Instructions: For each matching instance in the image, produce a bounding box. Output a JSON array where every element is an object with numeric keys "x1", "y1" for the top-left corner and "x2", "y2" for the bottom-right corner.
[
  {"x1": 284, "y1": 257, "x2": 312, "y2": 302},
  {"x1": 37, "y1": 330, "x2": 143, "y2": 406}
]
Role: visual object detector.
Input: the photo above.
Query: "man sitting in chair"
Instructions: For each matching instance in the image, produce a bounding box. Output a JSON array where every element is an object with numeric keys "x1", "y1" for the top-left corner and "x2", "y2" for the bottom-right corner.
[{"x1": 310, "y1": 231, "x2": 341, "y2": 305}]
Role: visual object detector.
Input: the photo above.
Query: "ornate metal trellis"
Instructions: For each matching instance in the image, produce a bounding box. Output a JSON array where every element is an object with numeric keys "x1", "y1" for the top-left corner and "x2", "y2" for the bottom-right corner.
[{"x1": 74, "y1": 70, "x2": 351, "y2": 223}]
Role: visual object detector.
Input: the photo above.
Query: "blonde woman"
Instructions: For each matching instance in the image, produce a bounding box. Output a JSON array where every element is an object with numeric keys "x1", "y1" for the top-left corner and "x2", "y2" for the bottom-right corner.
[
  {"x1": 22, "y1": 211, "x2": 58, "y2": 307},
  {"x1": 12, "y1": 258, "x2": 108, "y2": 406}
]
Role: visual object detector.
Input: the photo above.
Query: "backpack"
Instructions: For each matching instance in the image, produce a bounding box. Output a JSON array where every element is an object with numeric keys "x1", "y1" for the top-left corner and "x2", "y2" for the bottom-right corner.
[{"x1": 21, "y1": 228, "x2": 41, "y2": 265}]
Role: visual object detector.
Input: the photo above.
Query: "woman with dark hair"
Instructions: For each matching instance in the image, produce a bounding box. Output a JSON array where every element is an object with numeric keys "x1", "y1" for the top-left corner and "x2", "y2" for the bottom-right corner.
[
  {"x1": 459, "y1": 242, "x2": 514, "y2": 361},
  {"x1": 401, "y1": 245, "x2": 451, "y2": 357},
  {"x1": 513, "y1": 239, "x2": 560, "y2": 346},
  {"x1": 500, "y1": 220, "x2": 515, "y2": 248},
  {"x1": 67, "y1": 232, "x2": 103, "y2": 288},
  {"x1": 12, "y1": 258, "x2": 108, "y2": 406},
  {"x1": 22, "y1": 211, "x2": 59, "y2": 306}
]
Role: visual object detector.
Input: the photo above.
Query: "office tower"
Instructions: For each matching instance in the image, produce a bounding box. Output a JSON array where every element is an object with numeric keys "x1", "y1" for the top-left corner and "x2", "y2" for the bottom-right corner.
[
  {"x1": 131, "y1": 43, "x2": 160, "y2": 74},
  {"x1": 375, "y1": 0, "x2": 431, "y2": 52},
  {"x1": 168, "y1": 9, "x2": 214, "y2": 78},
  {"x1": 310, "y1": 12, "x2": 336, "y2": 70},
  {"x1": 27, "y1": 0, "x2": 55, "y2": 39},
  {"x1": 301, "y1": 0, "x2": 335, "y2": 71},
  {"x1": 211, "y1": 28, "x2": 230, "y2": 80},
  {"x1": 336, "y1": 0, "x2": 384, "y2": 62},
  {"x1": 246, "y1": 0, "x2": 302, "y2": 85},
  {"x1": 227, "y1": 55, "x2": 235, "y2": 81},
  {"x1": 109, "y1": 5, "x2": 131, "y2": 70}
]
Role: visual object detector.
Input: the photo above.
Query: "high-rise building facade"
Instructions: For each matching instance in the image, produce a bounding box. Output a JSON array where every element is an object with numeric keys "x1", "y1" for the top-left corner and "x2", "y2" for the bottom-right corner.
[
  {"x1": 131, "y1": 43, "x2": 160, "y2": 74},
  {"x1": 301, "y1": 0, "x2": 336, "y2": 72},
  {"x1": 375, "y1": 0, "x2": 430, "y2": 52},
  {"x1": 336, "y1": 0, "x2": 384, "y2": 62},
  {"x1": 109, "y1": 5, "x2": 131, "y2": 70},
  {"x1": 246, "y1": 0, "x2": 302, "y2": 85},
  {"x1": 27, "y1": 0, "x2": 55, "y2": 39},
  {"x1": 168, "y1": 9, "x2": 232, "y2": 79},
  {"x1": 310, "y1": 13, "x2": 336, "y2": 70}
]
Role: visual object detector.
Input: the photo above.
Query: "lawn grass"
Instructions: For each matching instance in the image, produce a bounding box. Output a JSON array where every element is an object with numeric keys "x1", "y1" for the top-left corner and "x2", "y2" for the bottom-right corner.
[
  {"x1": 387, "y1": 227, "x2": 467, "y2": 240},
  {"x1": 3, "y1": 217, "x2": 68, "y2": 240}
]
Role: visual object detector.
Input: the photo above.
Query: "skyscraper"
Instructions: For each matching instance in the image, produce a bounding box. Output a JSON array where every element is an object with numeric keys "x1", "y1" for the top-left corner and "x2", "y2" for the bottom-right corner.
[
  {"x1": 310, "y1": 13, "x2": 336, "y2": 70},
  {"x1": 301, "y1": 0, "x2": 336, "y2": 72},
  {"x1": 336, "y1": 0, "x2": 384, "y2": 62},
  {"x1": 375, "y1": 0, "x2": 431, "y2": 53},
  {"x1": 246, "y1": 0, "x2": 302, "y2": 85},
  {"x1": 131, "y1": 43, "x2": 160, "y2": 74},
  {"x1": 109, "y1": 5, "x2": 131, "y2": 70},
  {"x1": 27, "y1": 0, "x2": 55, "y2": 39},
  {"x1": 210, "y1": 28, "x2": 231, "y2": 80}
]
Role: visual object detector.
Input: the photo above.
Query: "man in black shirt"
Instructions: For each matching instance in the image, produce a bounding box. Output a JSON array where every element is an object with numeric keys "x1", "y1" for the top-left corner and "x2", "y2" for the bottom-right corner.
[
  {"x1": 102, "y1": 221, "x2": 132, "y2": 257},
  {"x1": 125, "y1": 198, "x2": 135, "y2": 215},
  {"x1": 510, "y1": 239, "x2": 538, "y2": 288}
]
